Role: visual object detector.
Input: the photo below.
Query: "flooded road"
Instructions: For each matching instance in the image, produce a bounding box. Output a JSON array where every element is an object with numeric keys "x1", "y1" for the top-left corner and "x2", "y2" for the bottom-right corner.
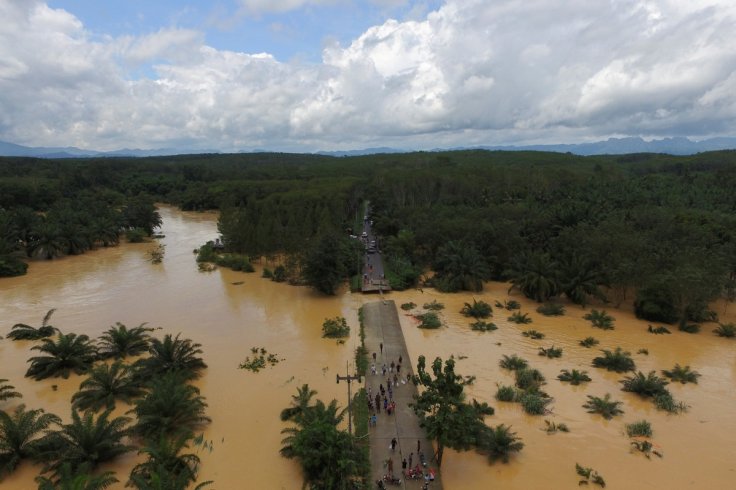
[{"x1": 1, "y1": 206, "x2": 735, "y2": 489}]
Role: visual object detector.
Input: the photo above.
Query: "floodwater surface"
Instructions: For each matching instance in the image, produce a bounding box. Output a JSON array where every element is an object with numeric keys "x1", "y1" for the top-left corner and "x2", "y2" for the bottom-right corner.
[{"x1": 1, "y1": 206, "x2": 735, "y2": 489}]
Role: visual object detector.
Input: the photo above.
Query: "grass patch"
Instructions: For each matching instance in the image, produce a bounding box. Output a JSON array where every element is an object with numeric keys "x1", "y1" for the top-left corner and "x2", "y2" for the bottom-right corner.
[{"x1": 626, "y1": 420, "x2": 652, "y2": 438}]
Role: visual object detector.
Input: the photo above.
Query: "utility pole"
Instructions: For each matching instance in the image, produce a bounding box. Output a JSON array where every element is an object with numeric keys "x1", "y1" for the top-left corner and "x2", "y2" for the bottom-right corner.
[{"x1": 336, "y1": 361, "x2": 362, "y2": 436}]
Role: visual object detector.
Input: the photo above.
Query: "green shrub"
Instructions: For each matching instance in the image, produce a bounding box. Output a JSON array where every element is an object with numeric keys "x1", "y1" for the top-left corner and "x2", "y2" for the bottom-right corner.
[
  {"x1": 536, "y1": 303, "x2": 565, "y2": 316},
  {"x1": 661, "y1": 364, "x2": 700, "y2": 384},
  {"x1": 262, "y1": 267, "x2": 273, "y2": 278},
  {"x1": 634, "y1": 285, "x2": 679, "y2": 324},
  {"x1": 713, "y1": 322, "x2": 736, "y2": 338},
  {"x1": 538, "y1": 346, "x2": 562, "y2": 358},
  {"x1": 584, "y1": 309, "x2": 615, "y2": 330},
  {"x1": 508, "y1": 312, "x2": 532, "y2": 324},
  {"x1": 196, "y1": 243, "x2": 217, "y2": 262},
  {"x1": 499, "y1": 354, "x2": 528, "y2": 371},
  {"x1": 415, "y1": 312, "x2": 442, "y2": 329},
  {"x1": 578, "y1": 337, "x2": 599, "y2": 348},
  {"x1": 471, "y1": 321, "x2": 497, "y2": 332},
  {"x1": 504, "y1": 300, "x2": 521, "y2": 310},
  {"x1": 400, "y1": 302, "x2": 416, "y2": 311},
  {"x1": 626, "y1": 420, "x2": 652, "y2": 438},
  {"x1": 460, "y1": 299, "x2": 493, "y2": 319},
  {"x1": 653, "y1": 392, "x2": 688, "y2": 413},
  {"x1": 515, "y1": 368, "x2": 546, "y2": 391},
  {"x1": 592, "y1": 348, "x2": 635, "y2": 373},
  {"x1": 322, "y1": 317, "x2": 350, "y2": 338},
  {"x1": 126, "y1": 228, "x2": 147, "y2": 243},
  {"x1": 518, "y1": 391, "x2": 551, "y2": 415},
  {"x1": 495, "y1": 385, "x2": 516, "y2": 402},
  {"x1": 0, "y1": 256, "x2": 28, "y2": 277},
  {"x1": 272, "y1": 265, "x2": 287, "y2": 282},
  {"x1": 521, "y1": 329, "x2": 544, "y2": 339}
]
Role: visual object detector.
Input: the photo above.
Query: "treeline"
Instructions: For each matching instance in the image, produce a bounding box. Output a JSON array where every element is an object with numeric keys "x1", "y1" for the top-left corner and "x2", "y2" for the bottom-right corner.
[{"x1": 2, "y1": 150, "x2": 736, "y2": 323}]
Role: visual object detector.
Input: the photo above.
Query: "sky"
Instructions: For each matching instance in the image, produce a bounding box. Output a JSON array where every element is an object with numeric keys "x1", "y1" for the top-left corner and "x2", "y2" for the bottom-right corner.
[{"x1": 1, "y1": 0, "x2": 736, "y2": 152}]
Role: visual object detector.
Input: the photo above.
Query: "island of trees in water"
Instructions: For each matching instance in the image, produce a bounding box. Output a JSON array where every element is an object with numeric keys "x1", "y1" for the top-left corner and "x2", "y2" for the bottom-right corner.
[{"x1": 2, "y1": 149, "x2": 736, "y2": 325}]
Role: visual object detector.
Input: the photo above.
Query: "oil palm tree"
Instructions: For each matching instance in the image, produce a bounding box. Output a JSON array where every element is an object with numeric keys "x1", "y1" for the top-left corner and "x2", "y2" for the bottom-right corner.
[
  {"x1": 557, "y1": 369, "x2": 592, "y2": 385},
  {"x1": 559, "y1": 255, "x2": 607, "y2": 307},
  {"x1": 28, "y1": 222, "x2": 67, "y2": 259},
  {"x1": 620, "y1": 371, "x2": 670, "y2": 398},
  {"x1": 478, "y1": 424, "x2": 524, "y2": 463},
  {"x1": 0, "y1": 379, "x2": 21, "y2": 402},
  {"x1": 583, "y1": 394, "x2": 624, "y2": 420},
  {"x1": 128, "y1": 465, "x2": 212, "y2": 490},
  {"x1": 129, "y1": 373, "x2": 210, "y2": 440},
  {"x1": 36, "y1": 462, "x2": 118, "y2": 490},
  {"x1": 129, "y1": 434, "x2": 203, "y2": 487},
  {"x1": 505, "y1": 251, "x2": 560, "y2": 302},
  {"x1": 97, "y1": 323, "x2": 153, "y2": 360},
  {"x1": 592, "y1": 347, "x2": 635, "y2": 373},
  {"x1": 0, "y1": 404, "x2": 61, "y2": 479},
  {"x1": 432, "y1": 241, "x2": 490, "y2": 292},
  {"x1": 134, "y1": 334, "x2": 207, "y2": 381},
  {"x1": 7, "y1": 309, "x2": 58, "y2": 341},
  {"x1": 26, "y1": 332, "x2": 97, "y2": 380},
  {"x1": 44, "y1": 409, "x2": 132, "y2": 477},
  {"x1": 72, "y1": 361, "x2": 146, "y2": 412},
  {"x1": 280, "y1": 384, "x2": 317, "y2": 422}
]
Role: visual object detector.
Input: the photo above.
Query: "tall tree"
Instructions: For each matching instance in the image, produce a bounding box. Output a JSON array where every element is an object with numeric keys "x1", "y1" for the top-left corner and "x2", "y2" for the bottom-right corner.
[
  {"x1": 411, "y1": 356, "x2": 496, "y2": 467},
  {"x1": 432, "y1": 241, "x2": 490, "y2": 292}
]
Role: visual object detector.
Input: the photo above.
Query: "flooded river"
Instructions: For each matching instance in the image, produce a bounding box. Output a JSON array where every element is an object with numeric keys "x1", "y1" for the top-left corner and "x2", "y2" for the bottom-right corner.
[{"x1": 1, "y1": 206, "x2": 735, "y2": 489}]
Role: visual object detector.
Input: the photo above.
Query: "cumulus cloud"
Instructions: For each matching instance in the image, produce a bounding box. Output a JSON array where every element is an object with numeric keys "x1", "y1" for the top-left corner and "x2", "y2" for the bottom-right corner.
[
  {"x1": 237, "y1": 0, "x2": 343, "y2": 16},
  {"x1": 1, "y1": 0, "x2": 736, "y2": 151}
]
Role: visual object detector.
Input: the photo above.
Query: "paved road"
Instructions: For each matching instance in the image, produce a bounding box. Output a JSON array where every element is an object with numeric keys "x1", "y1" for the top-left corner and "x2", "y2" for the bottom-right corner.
[
  {"x1": 362, "y1": 300, "x2": 442, "y2": 489},
  {"x1": 361, "y1": 216, "x2": 390, "y2": 293}
]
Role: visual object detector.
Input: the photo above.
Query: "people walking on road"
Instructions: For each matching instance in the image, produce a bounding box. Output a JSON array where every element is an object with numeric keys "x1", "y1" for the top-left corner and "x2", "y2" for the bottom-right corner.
[
  {"x1": 380, "y1": 342, "x2": 383, "y2": 354},
  {"x1": 375, "y1": 393, "x2": 381, "y2": 413},
  {"x1": 391, "y1": 438, "x2": 397, "y2": 452},
  {"x1": 371, "y1": 363, "x2": 377, "y2": 375}
]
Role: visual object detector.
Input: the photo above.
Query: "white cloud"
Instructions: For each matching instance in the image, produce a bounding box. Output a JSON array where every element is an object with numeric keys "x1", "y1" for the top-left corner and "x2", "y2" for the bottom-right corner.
[
  {"x1": 237, "y1": 0, "x2": 343, "y2": 16},
  {"x1": 1, "y1": 0, "x2": 736, "y2": 151}
]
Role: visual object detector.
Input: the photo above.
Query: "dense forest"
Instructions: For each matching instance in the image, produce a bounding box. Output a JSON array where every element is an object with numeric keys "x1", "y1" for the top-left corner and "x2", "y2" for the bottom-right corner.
[{"x1": 1, "y1": 150, "x2": 735, "y2": 325}]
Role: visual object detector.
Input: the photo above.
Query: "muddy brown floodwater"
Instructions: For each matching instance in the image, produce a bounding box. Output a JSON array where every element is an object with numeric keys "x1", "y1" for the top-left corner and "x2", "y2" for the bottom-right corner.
[{"x1": 1, "y1": 205, "x2": 735, "y2": 489}]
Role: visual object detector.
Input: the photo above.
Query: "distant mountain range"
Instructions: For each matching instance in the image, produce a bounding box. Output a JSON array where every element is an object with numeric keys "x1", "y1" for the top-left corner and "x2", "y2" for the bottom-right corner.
[{"x1": 1, "y1": 136, "x2": 735, "y2": 158}]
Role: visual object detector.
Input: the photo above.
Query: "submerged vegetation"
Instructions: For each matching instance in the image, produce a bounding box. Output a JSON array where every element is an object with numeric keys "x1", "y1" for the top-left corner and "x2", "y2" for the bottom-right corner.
[
  {"x1": 583, "y1": 394, "x2": 624, "y2": 420},
  {"x1": 0, "y1": 311, "x2": 212, "y2": 486},
  {"x1": 592, "y1": 348, "x2": 636, "y2": 373},
  {"x1": 321, "y1": 316, "x2": 350, "y2": 338}
]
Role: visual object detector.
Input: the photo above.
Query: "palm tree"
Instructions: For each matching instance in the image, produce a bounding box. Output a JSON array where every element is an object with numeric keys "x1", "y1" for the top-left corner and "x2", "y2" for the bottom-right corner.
[
  {"x1": 557, "y1": 369, "x2": 591, "y2": 385},
  {"x1": 97, "y1": 323, "x2": 153, "y2": 360},
  {"x1": 478, "y1": 424, "x2": 524, "y2": 463},
  {"x1": 36, "y1": 462, "x2": 118, "y2": 490},
  {"x1": 583, "y1": 309, "x2": 615, "y2": 330},
  {"x1": 583, "y1": 394, "x2": 624, "y2": 420},
  {"x1": 44, "y1": 409, "x2": 132, "y2": 476},
  {"x1": 280, "y1": 384, "x2": 317, "y2": 422},
  {"x1": 134, "y1": 334, "x2": 207, "y2": 381},
  {"x1": 0, "y1": 404, "x2": 60, "y2": 478},
  {"x1": 26, "y1": 333, "x2": 98, "y2": 380},
  {"x1": 88, "y1": 216, "x2": 120, "y2": 248},
  {"x1": 129, "y1": 373, "x2": 211, "y2": 440},
  {"x1": 28, "y1": 222, "x2": 67, "y2": 259},
  {"x1": 505, "y1": 251, "x2": 560, "y2": 302},
  {"x1": 460, "y1": 299, "x2": 493, "y2": 319},
  {"x1": 559, "y1": 255, "x2": 607, "y2": 306},
  {"x1": 72, "y1": 361, "x2": 146, "y2": 412},
  {"x1": 7, "y1": 309, "x2": 58, "y2": 341},
  {"x1": 620, "y1": 371, "x2": 670, "y2": 398},
  {"x1": 432, "y1": 241, "x2": 490, "y2": 292},
  {"x1": 592, "y1": 347, "x2": 635, "y2": 373},
  {"x1": 129, "y1": 434, "x2": 203, "y2": 487},
  {"x1": 128, "y1": 465, "x2": 212, "y2": 490},
  {"x1": 661, "y1": 364, "x2": 701, "y2": 384},
  {"x1": 498, "y1": 355, "x2": 528, "y2": 371},
  {"x1": 0, "y1": 379, "x2": 21, "y2": 402}
]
